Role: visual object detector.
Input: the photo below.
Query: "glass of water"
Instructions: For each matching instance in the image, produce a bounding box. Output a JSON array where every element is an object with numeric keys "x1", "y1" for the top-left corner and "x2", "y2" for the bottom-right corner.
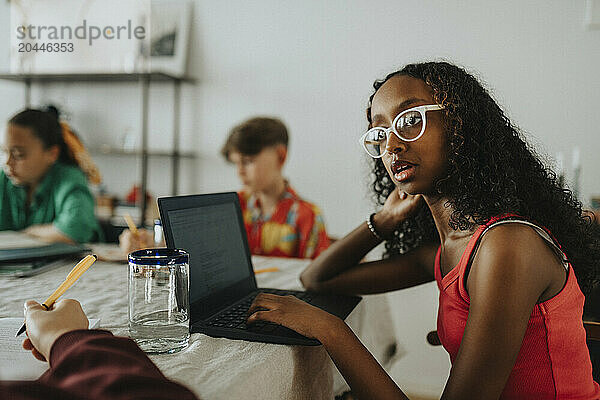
[{"x1": 128, "y1": 248, "x2": 190, "y2": 354}]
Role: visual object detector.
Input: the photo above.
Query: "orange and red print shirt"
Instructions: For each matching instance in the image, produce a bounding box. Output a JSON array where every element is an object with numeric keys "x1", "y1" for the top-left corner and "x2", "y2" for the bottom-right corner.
[{"x1": 238, "y1": 185, "x2": 330, "y2": 259}]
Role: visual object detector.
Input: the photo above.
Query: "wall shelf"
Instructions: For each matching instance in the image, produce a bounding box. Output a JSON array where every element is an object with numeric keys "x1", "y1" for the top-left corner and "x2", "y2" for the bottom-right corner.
[
  {"x1": 0, "y1": 71, "x2": 195, "y2": 227},
  {"x1": 0, "y1": 72, "x2": 195, "y2": 83},
  {"x1": 90, "y1": 148, "x2": 196, "y2": 159}
]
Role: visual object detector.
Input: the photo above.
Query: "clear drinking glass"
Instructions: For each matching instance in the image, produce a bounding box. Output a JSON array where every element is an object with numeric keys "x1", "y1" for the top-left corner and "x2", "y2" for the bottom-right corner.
[{"x1": 128, "y1": 248, "x2": 190, "y2": 354}]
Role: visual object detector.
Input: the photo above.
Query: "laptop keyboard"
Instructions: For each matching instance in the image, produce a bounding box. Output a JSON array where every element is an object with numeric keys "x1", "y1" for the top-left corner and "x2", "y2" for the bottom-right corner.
[{"x1": 205, "y1": 289, "x2": 314, "y2": 333}]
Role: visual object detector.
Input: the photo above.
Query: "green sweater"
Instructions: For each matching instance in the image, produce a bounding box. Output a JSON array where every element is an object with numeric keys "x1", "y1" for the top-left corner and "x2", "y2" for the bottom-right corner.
[{"x1": 0, "y1": 162, "x2": 102, "y2": 243}]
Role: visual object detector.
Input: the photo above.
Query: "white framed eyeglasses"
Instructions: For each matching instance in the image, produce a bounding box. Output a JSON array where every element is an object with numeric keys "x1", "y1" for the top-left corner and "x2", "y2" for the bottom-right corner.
[{"x1": 360, "y1": 104, "x2": 444, "y2": 158}]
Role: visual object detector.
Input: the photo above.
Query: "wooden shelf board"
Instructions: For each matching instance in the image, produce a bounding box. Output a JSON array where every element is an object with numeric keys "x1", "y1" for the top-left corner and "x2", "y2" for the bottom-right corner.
[
  {"x1": 0, "y1": 72, "x2": 195, "y2": 83},
  {"x1": 90, "y1": 148, "x2": 196, "y2": 158}
]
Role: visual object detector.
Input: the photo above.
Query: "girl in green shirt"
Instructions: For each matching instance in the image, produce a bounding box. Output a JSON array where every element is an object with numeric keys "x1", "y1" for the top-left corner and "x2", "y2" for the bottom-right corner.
[{"x1": 0, "y1": 107, "x2": 102, "y2": 243}]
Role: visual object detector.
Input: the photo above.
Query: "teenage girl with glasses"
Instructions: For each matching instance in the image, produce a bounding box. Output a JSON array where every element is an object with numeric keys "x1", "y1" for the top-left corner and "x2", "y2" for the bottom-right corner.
[{"x1": 246, "y1": 62, "x2": 600, "y2": 399}]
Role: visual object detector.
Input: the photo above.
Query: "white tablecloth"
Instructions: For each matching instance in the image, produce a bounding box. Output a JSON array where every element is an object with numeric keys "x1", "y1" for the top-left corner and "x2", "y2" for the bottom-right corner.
[{"x1": 0, "y1": 253, "x2": 396, "y2": 399}]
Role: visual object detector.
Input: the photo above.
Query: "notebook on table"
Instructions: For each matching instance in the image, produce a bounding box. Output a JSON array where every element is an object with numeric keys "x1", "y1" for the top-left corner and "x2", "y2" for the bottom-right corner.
[
  {"x1": 158, "y1": 192, "x2": 361, "y2": 346},
  {"x1": 0, "y1": 234, "x2": 90, "y2": 277},
  {"x1": 0, "y1": 318, "x2": 100, "y2": 380},
  {"x1": 0, "y1": 242, "x2": 89, "y2": 263}
]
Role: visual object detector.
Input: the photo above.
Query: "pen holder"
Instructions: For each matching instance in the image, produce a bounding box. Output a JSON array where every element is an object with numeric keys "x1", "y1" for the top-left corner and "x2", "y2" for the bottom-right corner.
[{"x1": 128, "y1": 248, "x2": 190, "y2": 354}]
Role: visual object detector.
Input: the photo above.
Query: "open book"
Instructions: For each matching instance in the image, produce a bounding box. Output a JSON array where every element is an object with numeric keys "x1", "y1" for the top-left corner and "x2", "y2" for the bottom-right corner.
[{"x1": 0, "y1": 317, "x2": 100, "y2": 381}]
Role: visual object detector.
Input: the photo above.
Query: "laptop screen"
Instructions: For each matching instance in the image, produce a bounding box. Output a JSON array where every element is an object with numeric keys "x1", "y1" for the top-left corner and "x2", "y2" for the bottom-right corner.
[{"x1": 166, "y1": 200, "x2": 253, "y2": 304}]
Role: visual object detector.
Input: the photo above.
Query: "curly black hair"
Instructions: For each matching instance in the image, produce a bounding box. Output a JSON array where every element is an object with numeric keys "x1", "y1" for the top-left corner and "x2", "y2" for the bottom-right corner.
[{"x1": 366, "y1": 61, "x2": 600, "y2": 297}]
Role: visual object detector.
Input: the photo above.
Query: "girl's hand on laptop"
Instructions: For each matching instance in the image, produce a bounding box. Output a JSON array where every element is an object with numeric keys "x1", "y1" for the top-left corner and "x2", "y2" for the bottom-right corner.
[
  {"x1": 119, "y1": 228, "x2": 154, "y2": 255},
  {"x1": 246, "y1": 293, "x2": 343, "y2": 340}
]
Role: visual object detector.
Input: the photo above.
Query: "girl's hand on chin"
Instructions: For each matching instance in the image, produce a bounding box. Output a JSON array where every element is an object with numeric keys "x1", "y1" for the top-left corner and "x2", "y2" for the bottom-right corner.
[{"x1": 375, "y1": 189, "x2": 424, "y2": 236}]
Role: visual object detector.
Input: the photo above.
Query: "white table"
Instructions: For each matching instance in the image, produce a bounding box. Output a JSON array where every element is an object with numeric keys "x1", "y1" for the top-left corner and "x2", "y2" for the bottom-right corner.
[{"x1": 0, "y1": 254, "x2": 397, "y2": 399}]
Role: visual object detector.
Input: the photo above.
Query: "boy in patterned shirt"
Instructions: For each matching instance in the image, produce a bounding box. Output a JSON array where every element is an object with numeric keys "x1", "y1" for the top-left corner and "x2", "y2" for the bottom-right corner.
[{"x1": 221, "y1": 117, "x2": 330, "y2": 259}]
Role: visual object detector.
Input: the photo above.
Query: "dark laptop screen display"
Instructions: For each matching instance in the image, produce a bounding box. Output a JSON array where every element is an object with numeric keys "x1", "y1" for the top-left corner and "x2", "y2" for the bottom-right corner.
[{"x1": 167, "y1": 202, "x2": 251, "y2": 303}]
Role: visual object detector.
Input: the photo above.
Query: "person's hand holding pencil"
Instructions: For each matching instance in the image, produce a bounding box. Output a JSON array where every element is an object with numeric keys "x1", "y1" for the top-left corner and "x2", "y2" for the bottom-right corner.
[
  {"x1": 16, "y1": 254, "x2": 97, "y2": 337},
  {"x1": 22, "y1": 299, "x2": 89, "y2": 362},
  {"x1": 119, "y1": 214, "x2": 153, "y2": 255}
]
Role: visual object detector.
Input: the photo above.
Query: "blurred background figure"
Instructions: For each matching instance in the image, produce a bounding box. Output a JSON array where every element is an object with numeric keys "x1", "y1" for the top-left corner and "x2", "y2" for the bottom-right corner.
[
  {"x1": 0, "y1": 106, "x2": 102, "y2": 243},
  {"x1": 221, "y1": 116, "x2": 330, "y2": 259}
]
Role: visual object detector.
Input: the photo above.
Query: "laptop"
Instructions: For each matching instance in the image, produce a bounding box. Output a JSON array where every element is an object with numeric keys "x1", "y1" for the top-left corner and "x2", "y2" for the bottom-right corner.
[{"x1": 158, "y1": 192, "x2": 361, "y2": 346}]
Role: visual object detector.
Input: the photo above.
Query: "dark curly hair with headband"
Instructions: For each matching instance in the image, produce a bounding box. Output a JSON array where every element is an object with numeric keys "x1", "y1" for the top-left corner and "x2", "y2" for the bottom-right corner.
[{"x1": 366, "y1": 61, "x2": 600, "y2": 299}]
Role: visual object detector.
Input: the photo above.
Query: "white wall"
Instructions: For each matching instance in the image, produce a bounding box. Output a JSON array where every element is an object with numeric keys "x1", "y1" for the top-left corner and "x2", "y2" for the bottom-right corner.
[
  {"x1": 1, "y1": 1, "x2": 599, "y2": 237},
  {"x1": 195, "y1": 0, "x2": 600, "y2": 238}
]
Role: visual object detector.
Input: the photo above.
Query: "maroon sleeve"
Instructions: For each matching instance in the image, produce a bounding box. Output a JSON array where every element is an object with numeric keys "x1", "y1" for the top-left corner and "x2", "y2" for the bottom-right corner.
[{"x1": 0, "y1": 330, "x2": 199, "y2": 400}]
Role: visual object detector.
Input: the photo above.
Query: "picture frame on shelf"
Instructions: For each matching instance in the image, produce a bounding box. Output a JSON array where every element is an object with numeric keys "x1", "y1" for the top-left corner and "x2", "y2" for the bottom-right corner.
[
  {"x1": 585, "y1": 0, "x2": 600, "y2": 30},
  {"x1": 144, "y1": 0, "x2": 193, "y2": 77}
]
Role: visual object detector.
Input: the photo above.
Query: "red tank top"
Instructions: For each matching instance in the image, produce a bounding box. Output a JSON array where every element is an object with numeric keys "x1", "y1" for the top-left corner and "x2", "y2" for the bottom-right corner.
[{"x1": 435, "y1": 215, "x2": 600, "y2": 399}]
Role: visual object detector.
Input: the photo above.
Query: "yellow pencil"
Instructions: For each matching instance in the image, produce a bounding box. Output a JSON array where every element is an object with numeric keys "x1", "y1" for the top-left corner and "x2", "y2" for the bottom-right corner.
[
  {"x1": 16, "y1": 254, "x2": 97, "y2": 337},
  {"x1": 124, "y1": 214, "x2": 139, "y2": 235},
  {"x1": 254, "y1": 267, "x2": 279, "y2": 275}
]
